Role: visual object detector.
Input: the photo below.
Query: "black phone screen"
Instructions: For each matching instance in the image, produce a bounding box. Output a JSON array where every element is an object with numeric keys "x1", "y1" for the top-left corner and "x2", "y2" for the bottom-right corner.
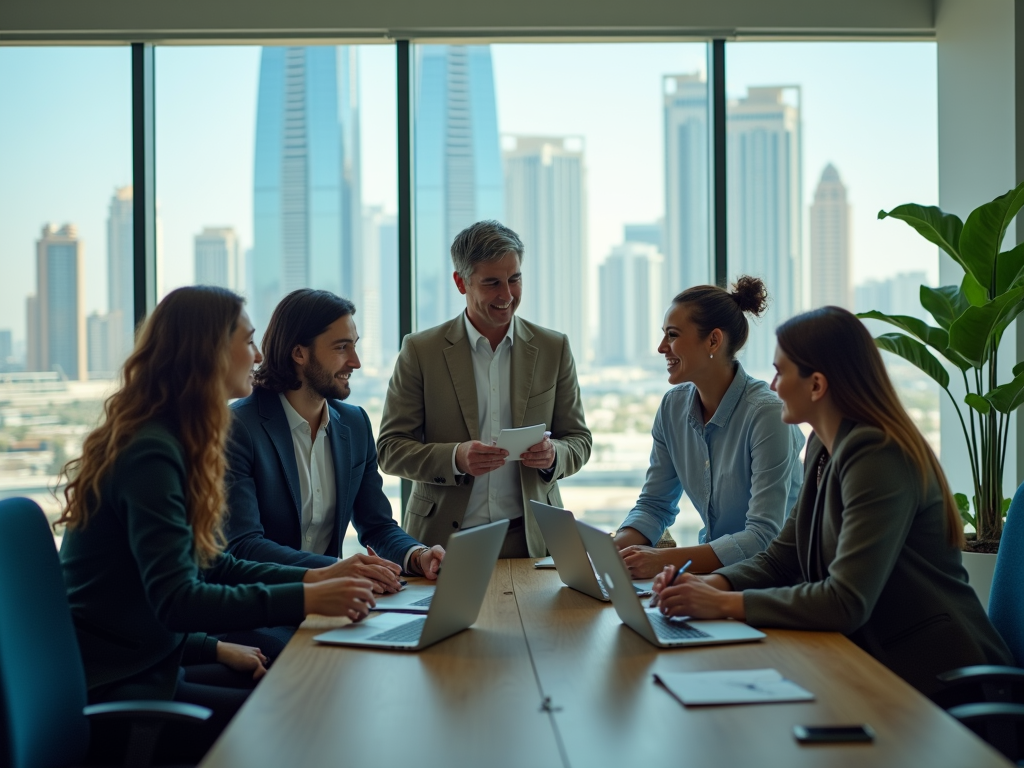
[{"x1": 793, "y1": 725, "x2": 875, "y2": 743}]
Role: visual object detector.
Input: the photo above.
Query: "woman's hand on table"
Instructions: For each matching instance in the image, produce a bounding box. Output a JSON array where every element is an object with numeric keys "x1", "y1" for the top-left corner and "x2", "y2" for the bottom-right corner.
[
  {"x1": 651, "y1": 570, "x2": 744, "y2": 620},
  {"x1": 216, "y1": 641, "x2": 269, "y2": 681},
  {"x1": 303, "y1": 577, "x2": 376, "y2": 621}
]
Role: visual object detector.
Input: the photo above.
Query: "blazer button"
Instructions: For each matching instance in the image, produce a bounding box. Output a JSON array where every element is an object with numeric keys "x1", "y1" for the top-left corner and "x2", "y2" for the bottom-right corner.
[{"x1": 452, "y1": 521, "x2": 459, "y2": 529}]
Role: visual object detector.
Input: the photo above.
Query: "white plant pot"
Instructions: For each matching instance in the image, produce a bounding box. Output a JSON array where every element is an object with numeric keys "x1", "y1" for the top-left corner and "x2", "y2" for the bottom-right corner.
[{"x1": 962, "y1": 550, "x2": 998, "y2": 613}]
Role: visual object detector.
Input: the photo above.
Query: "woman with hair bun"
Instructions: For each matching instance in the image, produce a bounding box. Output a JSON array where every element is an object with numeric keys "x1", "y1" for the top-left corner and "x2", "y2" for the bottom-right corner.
[
  {"x1": 614, "y1": 276, "x2": 804, "y2": 578},
  {"x1": 649, "y1": 307, "x2": 1011, "y2": 694}
]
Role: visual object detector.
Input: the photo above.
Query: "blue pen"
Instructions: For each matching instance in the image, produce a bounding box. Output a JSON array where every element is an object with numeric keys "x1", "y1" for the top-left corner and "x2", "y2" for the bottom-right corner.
[{"x1": 648, "y1": 558, "x2": 693, "y2": 609}]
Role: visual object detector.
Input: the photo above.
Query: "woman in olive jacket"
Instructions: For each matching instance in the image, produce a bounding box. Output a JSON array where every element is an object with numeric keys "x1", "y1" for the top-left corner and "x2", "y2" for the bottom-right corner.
[
  {"x1": 649, "y1": 306, "x2": 1012, "y2": 696},
  {"x1": 59, "y1": 287, "x2": 387, "y2": 761}
]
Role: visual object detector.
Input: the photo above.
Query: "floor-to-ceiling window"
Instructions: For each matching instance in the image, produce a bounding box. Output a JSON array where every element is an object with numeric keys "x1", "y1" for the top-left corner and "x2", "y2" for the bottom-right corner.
[{"x1": 0, "y1": 47, "x2": 132, "y2": 538}]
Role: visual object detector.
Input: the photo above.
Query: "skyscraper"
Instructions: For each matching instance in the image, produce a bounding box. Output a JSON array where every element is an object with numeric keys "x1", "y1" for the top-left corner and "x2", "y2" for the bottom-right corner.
[
  {"x1": 253, "y1": 46, "x2": 362, "y2": 332},
  {"x1": 361, "y1": 206, "x2": 400, "y2": 370},
  {"x1": 810, "y1": 163, "x2": 852, "y2": 310},
  {"x1": 727, "y1": 86, "x2": 803, "y2": 374},
  {"x1": 87, "y1": 311, "x2": 120, "y2": 378},
  {"x1": 415, "y1": 45, "x2": 503, "y2": 330},
  {"x1": 107, "y1": 186, "x2": 133, "y2": 367},
  {"x1": 598, "y1": 243, "x2": 664, "y2": 366},
  {"x1": 0, "y1": 329, "x2": 12, "y2": 372},
  {"x1": 28, "y1": 224, "x2": 86, "y2": 380},
  {"x1": 194, "y1": 227, "x2": 242, "y2": 291},
  {"x1": 504, "y1": 135, "x2": 588, "y2": 362},
  {"x1": 663, "y1": 73, "x2": 711, "y2": 308}
]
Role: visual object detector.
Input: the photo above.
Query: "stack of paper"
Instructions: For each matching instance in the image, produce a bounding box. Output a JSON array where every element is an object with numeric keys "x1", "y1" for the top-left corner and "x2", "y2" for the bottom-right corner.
[
  {"x1": 533, "y1": 556, "x2": 556, "y2": 569},
  {"x1": 654, "y1": 668, "x2": 815, "y2": 706}
]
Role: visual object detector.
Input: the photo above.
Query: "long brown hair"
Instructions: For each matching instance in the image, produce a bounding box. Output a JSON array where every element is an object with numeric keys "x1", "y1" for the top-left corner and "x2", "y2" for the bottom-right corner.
[
  {"x1": 776, "y1": 306, "x2": 963, "y2": 548},
  {"x1": 58, "y1": 286, "x2": 244, "y2": 567}
]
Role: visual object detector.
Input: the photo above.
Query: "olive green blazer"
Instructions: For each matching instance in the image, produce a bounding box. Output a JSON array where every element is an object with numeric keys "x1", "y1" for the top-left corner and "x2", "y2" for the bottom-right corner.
[
  {"x1": 377, "y1": 315, "x2": 592, "y2": 557},
  {"x1": 716, "y1": 420, "x2": 1012, "y2": 695}
]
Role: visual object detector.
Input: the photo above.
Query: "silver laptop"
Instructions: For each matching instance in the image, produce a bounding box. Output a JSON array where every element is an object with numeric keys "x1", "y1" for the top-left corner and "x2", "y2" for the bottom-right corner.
[
  {"x1": 314, "y1": 519, "x2": 508, "y2": 651},
  {"x1": 575, "y1": 519, "x2": 766, "y2": 648},
  {"x1": 530, "y1": 500, "x2": 652, "y2": 602},
  {"x1": 370, "y1": 584, "x2": 436, "y2": 613}
]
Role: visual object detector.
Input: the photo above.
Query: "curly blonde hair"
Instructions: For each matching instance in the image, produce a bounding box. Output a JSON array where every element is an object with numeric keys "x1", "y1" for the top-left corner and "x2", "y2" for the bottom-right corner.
[{"x1": 58, "y1": 286, "x2": 244, "y2": 567}]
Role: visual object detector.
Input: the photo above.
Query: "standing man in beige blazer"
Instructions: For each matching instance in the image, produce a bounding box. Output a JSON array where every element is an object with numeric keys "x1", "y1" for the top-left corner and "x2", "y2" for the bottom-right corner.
[{"x1": 378, "y1": 220, "x2": 592, "y2": 557}]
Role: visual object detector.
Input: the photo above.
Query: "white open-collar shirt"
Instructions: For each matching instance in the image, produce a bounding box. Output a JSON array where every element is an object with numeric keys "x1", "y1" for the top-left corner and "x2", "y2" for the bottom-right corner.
[
  {"x1": 454, "y1": 312, "x2": 523, "y2": 528},
  {"x1": 279, "y1": 393, "x2": 337, "y2": 555}
]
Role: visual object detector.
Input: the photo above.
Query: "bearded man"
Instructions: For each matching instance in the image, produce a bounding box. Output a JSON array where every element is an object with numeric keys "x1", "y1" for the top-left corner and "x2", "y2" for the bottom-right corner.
[{"x1": 224, "y1": 290, "x2": 444, "y2": 607}]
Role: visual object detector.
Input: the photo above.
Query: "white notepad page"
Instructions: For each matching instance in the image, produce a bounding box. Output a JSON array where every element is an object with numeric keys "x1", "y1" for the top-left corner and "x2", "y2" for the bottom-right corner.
[{"x1": 654, "y1": 668, "x2": 815, "y2": 706}]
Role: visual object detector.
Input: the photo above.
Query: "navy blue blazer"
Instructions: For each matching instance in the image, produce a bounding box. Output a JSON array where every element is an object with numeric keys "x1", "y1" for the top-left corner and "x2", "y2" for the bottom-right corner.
[{"x1": 224, "y1": 386, "x2": 420, "y2": 568}]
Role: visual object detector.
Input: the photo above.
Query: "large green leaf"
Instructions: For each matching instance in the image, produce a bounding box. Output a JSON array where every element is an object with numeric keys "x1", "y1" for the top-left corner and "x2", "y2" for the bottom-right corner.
[
  {"x1": 874, "y1": 333, "x2": 950, "y2": 389},
  {"x1": 959, "y1": 181, "x2": 1024, "y2": 290},
  {"x1": 996, "y1": 241, "x2": 1024, "y2": 294},
  {"x1": 878, "y1": 205, "x2": 964, "y2": 267},
  {"x1": 856, "y1": 310, "x2": 970, "y2": 371},
  {"x1": 1014, "y1": 361, "x2": 1024, "y2": 378},
  {"x1": 920, "y1": 285, "x2": 971, "y2": 331},
  {"x1": 955, "y1": 492, "x2": 975, "y2": 528},
  {"x1": 965, "y1": 393, "x2": 991, "y2": 415},
  {"x1": 985, "y1": 372, "x2": 1024, "y2": 414},
  {"x1": 962, "y1": 273, "x2": 988, "y2": 306},
  {"x1": 948, "y1": 286, "x2": 1024, "y2": 367}
]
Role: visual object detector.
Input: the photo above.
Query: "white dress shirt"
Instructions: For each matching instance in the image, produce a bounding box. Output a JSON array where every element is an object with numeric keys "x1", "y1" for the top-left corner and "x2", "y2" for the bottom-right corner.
[
  {"x1": 453, "y1": 313, "x2": 523, "y2": 529},
  {"x1": 279, "y1": 394, "x2": 337, "y2": 555}
]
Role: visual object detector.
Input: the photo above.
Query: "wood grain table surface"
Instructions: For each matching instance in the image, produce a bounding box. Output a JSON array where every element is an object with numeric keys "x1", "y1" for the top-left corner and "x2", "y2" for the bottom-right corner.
[{"x1": 201, "y1": 558, "x2": 1010, "y2": 768}]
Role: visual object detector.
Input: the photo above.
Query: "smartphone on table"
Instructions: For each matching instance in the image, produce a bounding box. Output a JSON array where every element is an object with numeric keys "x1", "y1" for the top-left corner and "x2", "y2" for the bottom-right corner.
[{"x1": 793, "y1": 725, "x2": 875, "y2": 743}]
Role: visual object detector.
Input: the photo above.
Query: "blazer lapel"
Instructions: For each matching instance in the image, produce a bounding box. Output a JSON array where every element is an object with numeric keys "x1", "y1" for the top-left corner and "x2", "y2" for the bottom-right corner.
[
  {"x1": 511, "y1": 317, "x2": 538, "y2": 428},
  {"x1": 258, "y1": 389, "x2": 303, "y2": 524},
  {"x1": 327, "y1": 406, "x2": 351, "y2": 555},
  {"x1": 443, "y1": 316, "x2": 480, "y2": 441}
]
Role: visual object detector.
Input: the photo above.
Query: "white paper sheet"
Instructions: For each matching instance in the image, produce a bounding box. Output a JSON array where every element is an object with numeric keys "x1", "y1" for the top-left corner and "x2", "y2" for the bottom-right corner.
[{"x1": 654, "y1": 668, "x2": 815, "y2": 706}]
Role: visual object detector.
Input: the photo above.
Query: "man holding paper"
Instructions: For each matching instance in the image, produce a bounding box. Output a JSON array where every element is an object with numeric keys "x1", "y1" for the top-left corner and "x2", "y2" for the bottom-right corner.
[{"x1": 378, "y1": 220, "x2": 592, "y2": 557}]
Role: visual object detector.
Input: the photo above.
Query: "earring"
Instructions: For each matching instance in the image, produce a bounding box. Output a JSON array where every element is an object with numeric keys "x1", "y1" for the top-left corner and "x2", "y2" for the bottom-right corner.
[{"x1": 709, "y1": 353, "x2": 714, "y2": 359}]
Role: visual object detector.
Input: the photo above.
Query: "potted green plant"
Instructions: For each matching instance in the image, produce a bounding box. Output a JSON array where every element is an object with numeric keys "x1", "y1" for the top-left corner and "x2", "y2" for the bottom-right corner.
[{"x1": 857, "y1": 181, "x2": 1024, "y2": 580}]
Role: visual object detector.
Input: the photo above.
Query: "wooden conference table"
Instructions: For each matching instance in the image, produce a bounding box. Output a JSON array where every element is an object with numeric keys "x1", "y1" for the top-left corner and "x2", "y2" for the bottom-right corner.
[{"x1": 201, "y1": 560, "x2": 1011, "y2": 768}]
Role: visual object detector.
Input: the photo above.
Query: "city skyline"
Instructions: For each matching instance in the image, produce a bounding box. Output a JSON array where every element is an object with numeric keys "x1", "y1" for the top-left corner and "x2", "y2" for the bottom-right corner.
[{"x1": 2, "y1": 42, "x2": 942, "y2": 372}]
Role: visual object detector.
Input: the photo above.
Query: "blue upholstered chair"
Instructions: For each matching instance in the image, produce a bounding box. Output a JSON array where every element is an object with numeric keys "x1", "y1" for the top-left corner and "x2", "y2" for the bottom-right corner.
[
  {"x1": 938, "y1": 482, "x2": 1024, "y2": 764},
  {"x1": 0, "y1": 497, "x2": 210, "y2": 768}
]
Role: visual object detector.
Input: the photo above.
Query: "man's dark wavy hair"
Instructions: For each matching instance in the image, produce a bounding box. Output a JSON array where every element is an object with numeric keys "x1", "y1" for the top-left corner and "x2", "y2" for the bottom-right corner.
[{"x1": 255, "y1": 289, "x2": 356, "y2": 393}]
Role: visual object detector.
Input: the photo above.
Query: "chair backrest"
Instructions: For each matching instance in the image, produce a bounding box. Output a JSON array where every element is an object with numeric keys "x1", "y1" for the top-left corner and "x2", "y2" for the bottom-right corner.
[
  {"x1": 990, "y1": 482, "x2": 1024, "y2": 666},
  {"x1": 0, "y1": 497, "x2": 90, "y2": 768}
]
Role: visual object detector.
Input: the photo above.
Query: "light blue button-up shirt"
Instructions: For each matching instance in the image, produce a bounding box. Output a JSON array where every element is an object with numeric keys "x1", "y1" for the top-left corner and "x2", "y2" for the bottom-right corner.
[{"x1": 620, "y1": 363, "x2": 804, "y2": 566}]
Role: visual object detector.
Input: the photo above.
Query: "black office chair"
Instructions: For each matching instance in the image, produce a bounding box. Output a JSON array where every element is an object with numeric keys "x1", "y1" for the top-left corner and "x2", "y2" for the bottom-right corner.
[
  {"x1": 935, "y1": 483, "x2": 1024, "y2": 764},
  {"x1": 0, "y1": 497, "x2": 211, "y2": 768}
]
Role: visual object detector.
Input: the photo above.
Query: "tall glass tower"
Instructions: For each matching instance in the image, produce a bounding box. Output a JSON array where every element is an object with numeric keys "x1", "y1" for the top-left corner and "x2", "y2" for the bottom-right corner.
[
  {"x1": 253, "y1": 46, "x2": 361, "y2": 332},
  {"x1": 415, "y1": 45, "x2": 503, "y2": 330}
]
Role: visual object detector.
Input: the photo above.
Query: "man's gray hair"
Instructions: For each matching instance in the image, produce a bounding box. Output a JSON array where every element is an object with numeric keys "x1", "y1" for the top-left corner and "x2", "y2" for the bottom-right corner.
[{"x1": 450, "y1": 220, "x2": 525, "y2": 280}]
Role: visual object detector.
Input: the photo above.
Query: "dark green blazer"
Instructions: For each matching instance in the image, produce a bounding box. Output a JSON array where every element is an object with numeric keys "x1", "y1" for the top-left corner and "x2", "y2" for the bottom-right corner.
[
  {"x1": 716, "y1": 420, "x2": 1013, "y2": 695},
  {"x1": 61, "y1": 421, "x2": 308, "y2": 701}
]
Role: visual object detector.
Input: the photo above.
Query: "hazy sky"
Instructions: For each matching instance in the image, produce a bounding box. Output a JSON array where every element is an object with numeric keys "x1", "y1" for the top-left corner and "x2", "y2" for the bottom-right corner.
[{"x1": 0, "y1": 41, "x2": 940, "y2": 346}]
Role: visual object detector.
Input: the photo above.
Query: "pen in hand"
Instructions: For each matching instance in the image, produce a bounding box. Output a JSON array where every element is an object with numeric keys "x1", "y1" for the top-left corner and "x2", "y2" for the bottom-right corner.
[{"x1": 648, "y1": 558, "x2": 692, "y2": 609}]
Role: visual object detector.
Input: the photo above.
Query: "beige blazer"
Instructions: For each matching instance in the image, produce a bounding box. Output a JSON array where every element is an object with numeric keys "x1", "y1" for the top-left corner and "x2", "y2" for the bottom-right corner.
[{"x1": 378, "y1": 315, "x2": 592, "y2": 556}]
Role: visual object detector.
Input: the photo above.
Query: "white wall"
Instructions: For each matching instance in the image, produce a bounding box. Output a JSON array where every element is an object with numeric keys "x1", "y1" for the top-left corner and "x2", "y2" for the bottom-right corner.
[{"x1": 936, "y1": 0, "x2": 1018, "y2": 496}]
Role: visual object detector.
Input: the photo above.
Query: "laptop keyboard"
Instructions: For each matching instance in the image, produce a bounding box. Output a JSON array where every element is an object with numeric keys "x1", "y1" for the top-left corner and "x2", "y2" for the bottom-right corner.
[
  {"x1": 649, "y1": 614, "x2": 713, "y2": 641},
  {"x1": 409, "y1": 594, "x2": 434, "y2": 607},
  {"x1": 367, "y1": 617, "x2": 427, "y2": 643}
]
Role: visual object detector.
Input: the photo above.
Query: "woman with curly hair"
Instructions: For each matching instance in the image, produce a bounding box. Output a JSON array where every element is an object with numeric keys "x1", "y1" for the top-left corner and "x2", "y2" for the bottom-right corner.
[
  {"x1": 613, "y1": 277, "x2": 805, "y2": 577},
  {"x1": 59, "y1": 286, "x2": 376, "y2": 762}
]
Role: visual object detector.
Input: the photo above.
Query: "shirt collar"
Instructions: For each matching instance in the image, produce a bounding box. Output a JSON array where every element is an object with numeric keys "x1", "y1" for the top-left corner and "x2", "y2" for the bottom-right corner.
[
  {"x1": 686, "y1": 362, "x2": 749, "y2": 431},
  {"x1": 707, "y1": 362, "x2": 749, "y2": 429},
  {"x1": 279, "y1": 392, "x2": 329, "y2": 434},
  {"x1": 463, "y1": 311, "x2": 515, "y2": 351}
]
